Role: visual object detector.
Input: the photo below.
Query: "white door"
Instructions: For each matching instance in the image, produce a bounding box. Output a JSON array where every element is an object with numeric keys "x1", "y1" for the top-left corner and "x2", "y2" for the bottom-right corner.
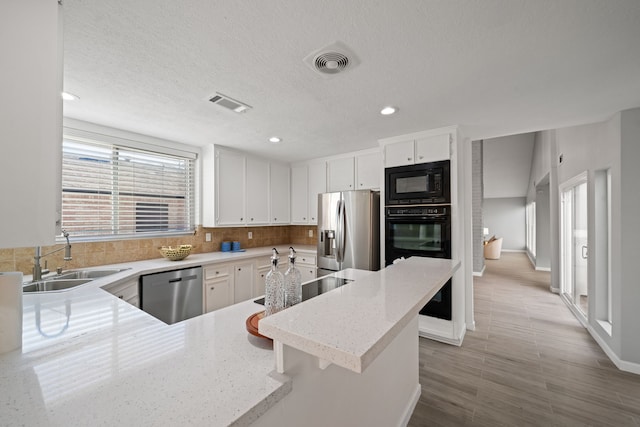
[{"x1": 561, "y1": 175, "x2": 588, "y2": 318}]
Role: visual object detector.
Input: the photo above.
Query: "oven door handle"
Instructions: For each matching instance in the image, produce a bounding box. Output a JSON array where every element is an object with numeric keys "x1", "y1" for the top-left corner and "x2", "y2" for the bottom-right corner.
[{"x1": 336, "y1": 199, "x2": 345, "y2": 263}]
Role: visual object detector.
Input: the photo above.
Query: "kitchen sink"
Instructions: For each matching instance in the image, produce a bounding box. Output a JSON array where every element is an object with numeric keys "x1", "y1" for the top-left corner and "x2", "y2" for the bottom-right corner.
[
  {"x1": 55, "y1": 268, "x2": 130, "y2": 280},
  {"x1": 23, "y1": 279, "x2": 93, "y2": 293}
]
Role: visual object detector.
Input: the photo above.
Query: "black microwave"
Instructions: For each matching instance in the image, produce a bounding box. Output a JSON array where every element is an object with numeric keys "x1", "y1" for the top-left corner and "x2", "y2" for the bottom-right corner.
[{"x1": 385, "y1": 160, "x2": 450, "y2": 205}]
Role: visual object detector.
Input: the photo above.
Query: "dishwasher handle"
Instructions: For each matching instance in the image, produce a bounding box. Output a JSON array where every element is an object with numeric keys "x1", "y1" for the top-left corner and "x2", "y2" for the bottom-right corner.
[{"x1": 168, "y1": 275, "x2": 198, "y2": 283}]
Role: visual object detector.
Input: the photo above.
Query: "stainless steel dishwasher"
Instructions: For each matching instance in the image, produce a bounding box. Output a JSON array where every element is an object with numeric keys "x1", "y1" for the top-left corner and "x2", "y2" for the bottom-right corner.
[{"x1": 140, "y1": 266, "x2": 203, "y2": 324}]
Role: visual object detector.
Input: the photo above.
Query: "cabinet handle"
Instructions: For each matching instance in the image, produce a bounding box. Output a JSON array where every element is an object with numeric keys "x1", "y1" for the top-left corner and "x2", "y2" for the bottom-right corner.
[
  {"x1": 240, "y1": 217, "x2": 243, "y2": 221},
  {"x1": 311, "y1": 217, "x2": 315, "y2": 221},
  {"x1": 303, "y1": 217, "x2": 306, "y2": 220},
  {"x1": 210, "y1": 286, "x2": 215, "y2": 290},
  {"x1": 118, "y1": 295, "x2": 124, "y2": 299},
  {"x1": 419, "y1": 155, "x2": 424, "y2": 160},
  {"x1": 238, "y1": 268, "x2": 241, "y2": 271},
  {"x1": 274, "y1": 217, "x2": 277, "y2": 221},
  {"x1": 250, "y1": 217, "x2": 254, "y2": 221},
  {"x1": 407, "y1": 157, "x2": 412, "y2": 161}
]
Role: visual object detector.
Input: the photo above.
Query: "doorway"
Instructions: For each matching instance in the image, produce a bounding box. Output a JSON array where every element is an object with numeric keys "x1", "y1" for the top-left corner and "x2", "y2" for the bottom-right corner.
[{"x1": 560, "y1": 173, "x2": 588, "y2": 321}]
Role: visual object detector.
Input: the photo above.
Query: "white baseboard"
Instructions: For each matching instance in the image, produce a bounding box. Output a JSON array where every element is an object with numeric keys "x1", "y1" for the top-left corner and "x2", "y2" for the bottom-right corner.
[
  {"x1": 501, "y1": 249, "x2": 526, "y2": 253},
  {"x1": 418, "y1": 317, "x2": 466, "y2": 346},
  {"x1": 550, "y1": 287, "x2": 560, "y2": 294},
  {"x1": 398, "y1": 384, "x2": 421, "y2": 427},
  {"x1": 535, "y1": 266, "x2": 551, "y2": 272},
  {"x1": 472, "y1": 266, "x2": 485, "y2": 277},
  {"x1": 587, "y1": 325, "x2": 640, "y2": 375},
  {"x1": 466, "y1": 320, "x2": 476, "y2": 331}
]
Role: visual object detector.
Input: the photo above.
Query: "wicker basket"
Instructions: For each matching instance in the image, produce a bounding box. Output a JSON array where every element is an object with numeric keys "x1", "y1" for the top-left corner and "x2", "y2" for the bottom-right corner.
[{"x1": 158, "y1": 245, "x2": 192, "y2": 261}]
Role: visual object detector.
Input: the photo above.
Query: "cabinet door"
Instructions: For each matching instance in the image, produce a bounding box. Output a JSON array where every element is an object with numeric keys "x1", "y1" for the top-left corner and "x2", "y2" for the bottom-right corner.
[
  {"x1": 270, "y1": 163, "x2": 290, "y2": 224},
  {"x1": 255, "y1": 265, "x2": 270, "y2": 297},
  {"x1": 291, "y1": 165, "x2": 309, "y2": 223},
  {"x1": 384, "y1": 140, "x2": 415, "y2": 168},
  {"x1": 246, "y1": 157, "x2": 270, "y2": 224},
  {"x1": 234, "y1": 262, "x2": 254, "y2": 303},
  {"x1": 307, "y1": 162, "x2": 326, "y2": 224},
  {"x1": 2, "y1": 1, "x2": 61, "y2": 248},
  {"x1": 415, "y1": 134, "x2": 450, "y2": 163},
  {"x1": 327, "y1": 157, "x2": 355, "y2": 192},
  {"x1": 216, "y1": 150, "x2": 246, "y2": 225},
  {"x1": 356, "y1": 152, "x2": 382, "y2": 189},
  {"x1": 300, "y1": 267, "x2": 316, "y2": 284},
  {"x1": 205, "y1": 277, "x2": 232, "y2": 313}
]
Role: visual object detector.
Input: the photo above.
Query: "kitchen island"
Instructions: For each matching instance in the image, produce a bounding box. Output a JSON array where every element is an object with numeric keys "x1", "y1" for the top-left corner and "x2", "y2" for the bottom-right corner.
[{"x1": 0, "y1": 255, "x2": 458, "y2": 426}]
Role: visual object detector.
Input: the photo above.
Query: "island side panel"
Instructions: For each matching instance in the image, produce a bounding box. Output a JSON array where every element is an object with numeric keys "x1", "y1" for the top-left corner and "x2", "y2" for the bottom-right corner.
[{"x1": 252, "y1": 316, "x2": 420, "y2": 427}]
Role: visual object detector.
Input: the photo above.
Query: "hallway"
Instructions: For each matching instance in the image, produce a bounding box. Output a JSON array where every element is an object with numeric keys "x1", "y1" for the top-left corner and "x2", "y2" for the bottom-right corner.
[{"x1": 408, "y1": 252, "x2": 640, "y2": 426}]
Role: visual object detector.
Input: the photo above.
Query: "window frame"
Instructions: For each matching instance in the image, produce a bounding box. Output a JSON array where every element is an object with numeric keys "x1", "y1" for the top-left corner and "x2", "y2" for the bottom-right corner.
[{"x1": 60, "y1": 127, "x2": 197, "y2": 242}]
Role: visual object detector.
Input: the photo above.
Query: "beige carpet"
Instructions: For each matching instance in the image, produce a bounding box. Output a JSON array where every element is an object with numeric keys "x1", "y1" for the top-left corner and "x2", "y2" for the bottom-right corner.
[{"x1": 408, "y1": 252, "x2": 640, "y2": 427}]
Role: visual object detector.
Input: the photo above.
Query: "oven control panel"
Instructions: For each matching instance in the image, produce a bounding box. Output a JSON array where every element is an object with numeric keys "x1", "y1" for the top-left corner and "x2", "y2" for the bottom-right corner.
[{"x1": 386, "y1": 206, "x2": 448, "y2": 217}]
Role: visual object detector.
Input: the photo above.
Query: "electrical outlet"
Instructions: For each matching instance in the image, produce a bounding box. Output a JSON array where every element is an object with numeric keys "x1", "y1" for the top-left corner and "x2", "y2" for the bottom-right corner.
[
  {"x1": 248, "y1": 231, "x2": 253, "y2": 239},
  {"x1": 205, "y1": 232, "x2": 211, "y2": 242},
  {"x1": 308, "y1": 229, "x2": 313, "y2": 238}
]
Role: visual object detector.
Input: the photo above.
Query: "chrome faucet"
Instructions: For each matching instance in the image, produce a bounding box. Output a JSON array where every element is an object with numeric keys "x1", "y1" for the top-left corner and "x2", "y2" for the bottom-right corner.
[{"x1": 33, "y1": 230, "x2": 72, "y2": 282}]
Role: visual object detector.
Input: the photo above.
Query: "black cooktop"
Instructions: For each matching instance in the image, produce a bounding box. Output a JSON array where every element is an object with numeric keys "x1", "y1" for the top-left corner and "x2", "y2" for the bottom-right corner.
[{"x1": 254, "y1": 276, "x2": 353, "y2": 306}]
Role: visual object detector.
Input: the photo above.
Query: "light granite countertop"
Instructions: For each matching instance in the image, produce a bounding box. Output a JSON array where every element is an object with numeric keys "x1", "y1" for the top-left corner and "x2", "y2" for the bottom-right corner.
[
  {"x1": 0, "y1": 249, "x2": 458, "y2": 426},
  {"x1": 259, "y1": 257, "x2": 460, "y2": 374},
  {"x1": 0, "y1": 245, "x2": 314, "y2": 427}
]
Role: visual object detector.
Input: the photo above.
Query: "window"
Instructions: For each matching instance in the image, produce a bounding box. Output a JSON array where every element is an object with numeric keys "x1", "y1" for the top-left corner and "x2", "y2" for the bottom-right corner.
[{"x1": 61, "y1": 130, "x2": 196, "y2": 239}]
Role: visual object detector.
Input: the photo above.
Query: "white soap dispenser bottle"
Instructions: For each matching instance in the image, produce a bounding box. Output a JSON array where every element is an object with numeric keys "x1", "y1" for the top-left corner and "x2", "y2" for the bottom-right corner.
[
  {"x1": 284, "y1": 246, "x2": 302, "y2": 308},
  {"x1": 264, "y1": 248, "x2": 285, "y2": 316}
]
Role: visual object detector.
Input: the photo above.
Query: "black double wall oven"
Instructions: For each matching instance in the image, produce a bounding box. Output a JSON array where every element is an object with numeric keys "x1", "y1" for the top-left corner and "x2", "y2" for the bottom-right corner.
[{"x1": 385, "y1": 160, "x2": 452, "y2": 320}]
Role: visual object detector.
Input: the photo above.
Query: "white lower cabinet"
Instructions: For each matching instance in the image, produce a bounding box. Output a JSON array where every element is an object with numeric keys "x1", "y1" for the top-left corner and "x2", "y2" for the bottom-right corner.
[
  {"x1": 297, "y1": 253, "x2": 316, "y2": 283},
  {"x1": 234, "y1": 262, "x2": 254, "y2": 303},
  {"x1": 204, "y1": 264, "x2": 233, "y2": 313},
  {"x1": 254, "y1": 256, "x2": 271, "y2": 297},
  {"x1": 103, "y1": 278, "x2": 139, "y2": 308},
  {"x1": 205, "y1": 277, "x2": 232, "y2": 313},
  {"x1": 203, "y1": 251, "x2": 317, "y2": 313}
]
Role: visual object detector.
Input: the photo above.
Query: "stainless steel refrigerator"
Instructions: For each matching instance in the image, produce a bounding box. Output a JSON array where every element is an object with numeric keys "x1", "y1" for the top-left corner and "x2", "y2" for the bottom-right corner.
[{"x1": 317, "y1": 190, "x2": 380, "y2": 276}]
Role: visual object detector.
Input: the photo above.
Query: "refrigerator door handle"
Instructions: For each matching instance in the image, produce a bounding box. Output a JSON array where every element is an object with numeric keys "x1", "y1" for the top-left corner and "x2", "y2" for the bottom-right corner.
[{"x1": 336, "y1": 199, "x2": 346, "y2": 263}]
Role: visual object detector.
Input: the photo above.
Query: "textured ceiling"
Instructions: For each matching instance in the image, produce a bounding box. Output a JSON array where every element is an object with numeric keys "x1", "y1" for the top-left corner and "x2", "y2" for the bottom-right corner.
[{"x1": 62, "y1": 0, "x2": 640, "y2": 162}]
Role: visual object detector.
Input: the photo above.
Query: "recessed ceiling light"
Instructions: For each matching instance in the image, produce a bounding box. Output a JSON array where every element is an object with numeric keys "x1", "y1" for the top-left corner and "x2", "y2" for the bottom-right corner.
[
  {"x1": 380, "y1": 106, "x2": 397, "y2": 115},
  {"x1": 61, "y1": 92, "x2": 79, "y2": 101},
  {"x1": 268, "y1": 137, "x2": 282, "y2": 144}
]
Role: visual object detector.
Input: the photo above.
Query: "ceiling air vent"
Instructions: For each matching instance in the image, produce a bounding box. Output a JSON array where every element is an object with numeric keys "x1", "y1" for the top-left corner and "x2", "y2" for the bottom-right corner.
[
  {"x1": 208, "y1": 92, "x2": 252, "y2": 113},
  {"x1": 303, "y1": 41, "x2": 360, "y2": 78}
]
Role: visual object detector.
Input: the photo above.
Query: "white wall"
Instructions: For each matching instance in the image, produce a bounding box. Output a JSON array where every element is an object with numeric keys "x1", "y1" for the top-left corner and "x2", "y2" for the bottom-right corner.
[
  {"x1": 483, "y1": 133, "x2": 535, "y2": 198},
  {"x1": 548, "y1": 108, "x2": 640, "y2": 371},
  {"x1": 483, "y1": 197, "x2": 526, "y2": 251},
  {"x1": 619, "y1": 108, "x2": 640, "y2": 364}
]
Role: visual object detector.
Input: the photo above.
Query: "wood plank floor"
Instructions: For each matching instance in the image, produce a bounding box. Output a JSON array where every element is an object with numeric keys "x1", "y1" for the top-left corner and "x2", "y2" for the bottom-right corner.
[{"x1": 408, "y1": 252, "x2": 640, "y2": 427}]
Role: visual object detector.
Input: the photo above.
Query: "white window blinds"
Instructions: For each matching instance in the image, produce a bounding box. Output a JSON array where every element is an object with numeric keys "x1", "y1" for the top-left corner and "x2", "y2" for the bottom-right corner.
[{"x1": 61, "y1": 133, "x2": 196, "y2": 239}]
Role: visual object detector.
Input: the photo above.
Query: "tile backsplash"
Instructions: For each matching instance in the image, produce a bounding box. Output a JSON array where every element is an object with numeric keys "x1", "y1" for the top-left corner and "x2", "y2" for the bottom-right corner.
[{"x1": 1, "y1": 225, "x2": 317, "y2": 275}]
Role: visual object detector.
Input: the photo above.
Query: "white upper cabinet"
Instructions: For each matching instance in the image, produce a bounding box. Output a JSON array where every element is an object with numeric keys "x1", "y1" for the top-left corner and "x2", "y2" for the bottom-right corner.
[
  {"x1": 246, "y1": 157, "x2": 270, "y2": 225},
  {"x1": 415, "y1": 134, "x2": 450, "y2": 164},
  {"x1": 355, "y1": 151, "x2": 382, "y2": 189},
  {"x1": 215, "y1": 149, "x2": 246, "y2": 226},
  {"x1": 384, "y1": 140, "x2": 415, "y2": 168},
  {"x1": 307, "y1": 162, "x2": 326, "y2": 224},
  {"x1": 1, "y1": 1, "x2": 62, "y2": 248},
  {"x1": 203, "y1": 146, "x2": 292, "y2": 227},
  {"x1": 384, "y1": 134, "x2": 450, "y2": 168},
  {"x1": 327, "y1": 157, "x2": 355, "y2": 192},
  {"x1": 291, "y1": 162, "x2": 326, "y2": 225},
  {"x1": 291, "y1": 165, "x2": 309, "y2": 224},
  {"x1": 270, "y1": 162, "x2": 290, "y2": 224}
]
